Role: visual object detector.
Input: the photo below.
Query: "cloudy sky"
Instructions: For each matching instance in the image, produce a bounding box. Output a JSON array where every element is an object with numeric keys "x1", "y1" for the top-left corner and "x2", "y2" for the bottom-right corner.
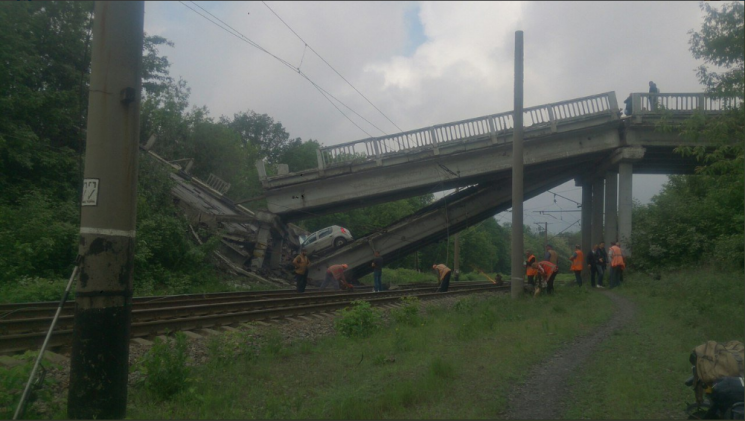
[{"x1": 144, "y1": 1, "x2": 714, "y2": 233}]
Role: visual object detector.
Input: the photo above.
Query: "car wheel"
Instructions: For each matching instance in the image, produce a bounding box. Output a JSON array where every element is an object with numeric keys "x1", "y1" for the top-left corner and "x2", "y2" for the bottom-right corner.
[{"x1": 334, "y1": 237, "x2": 347, "y2": 248}]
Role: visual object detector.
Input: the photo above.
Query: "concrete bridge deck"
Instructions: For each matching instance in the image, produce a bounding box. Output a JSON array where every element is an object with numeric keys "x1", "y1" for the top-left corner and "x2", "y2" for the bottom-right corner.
[{"x1": 259, "y1": 92, "x2": 737, "y2": 222}]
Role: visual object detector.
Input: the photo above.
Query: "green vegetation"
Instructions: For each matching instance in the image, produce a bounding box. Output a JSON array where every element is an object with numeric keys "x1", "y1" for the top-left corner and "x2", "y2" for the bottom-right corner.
[
  {"x1": 137, "y1": 333, "x2": 191, "y2": 401},
  {"x1": 562, "y1": 268, "x2": 744, "y2": 419},
  {"x1": 334, "y1": 300, "x2": 384, "y2": 339},
  {"x1": 1, "y1": 352, "x2": 65, "y2": 419},
  {"x1": 127, "y1": 283, "x2": 613, "y2": 419}
]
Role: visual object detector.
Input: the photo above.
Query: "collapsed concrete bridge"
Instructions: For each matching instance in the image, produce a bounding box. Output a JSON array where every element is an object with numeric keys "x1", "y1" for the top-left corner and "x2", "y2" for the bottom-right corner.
[
  {"x1": 258, "y1": 91, "x2": 738, "y2": 281},
  {"x1": 146, "y1": 91, "x2": 738, "y2": 285}
]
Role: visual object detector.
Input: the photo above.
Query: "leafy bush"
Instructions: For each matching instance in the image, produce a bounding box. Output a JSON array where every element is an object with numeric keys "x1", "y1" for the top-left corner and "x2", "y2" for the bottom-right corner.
[
  {"x1": 0, "y1": 191, "x2": 78, "y2": 284},
  {"x1": 138, "y1": 333, "x2": 191, "y2": 400},
  {"x1": 335, "y1": 300, "x2": 383, "y2": 338},
  {"x1": 0, "y1": 277, "x2": 69, "y2": 303},
  {"x1": 391, "y1": 296, "x2": 422, "y2": 327},
  {"x1": 1, "y1": 352, "x2": 62, "y2": 419}
]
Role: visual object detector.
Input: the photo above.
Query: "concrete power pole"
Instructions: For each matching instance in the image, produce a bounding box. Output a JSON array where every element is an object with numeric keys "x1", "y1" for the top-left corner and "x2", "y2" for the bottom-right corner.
[
  {"x1": 510, "y1": 31, "x2": 525, "y2": 299},
  {"x1": 67, "y1": 2, "x2": 144, "y2": 419},
  {"x1": 453, "y1": 187, "x2": 460, "y2": 278}
]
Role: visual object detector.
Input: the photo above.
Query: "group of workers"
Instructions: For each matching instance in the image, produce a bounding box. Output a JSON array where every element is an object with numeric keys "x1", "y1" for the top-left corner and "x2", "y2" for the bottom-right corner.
[
  {"x1": 292, "y1": 241, "x2": 626, "y2": 295},
  {"x1": 291, "y1": 247, "x2": 454, "y2": 293},
  {"x1": 526, "y1": 242, "x2": 626, "y2": 295}
]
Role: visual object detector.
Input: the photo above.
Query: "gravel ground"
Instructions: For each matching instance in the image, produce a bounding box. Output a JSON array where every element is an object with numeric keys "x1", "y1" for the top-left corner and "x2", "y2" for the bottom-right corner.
[
  {"x1": 501, "y1": 290, "x2": 637, "y2": 419},
  {"x1": 29, "y1": 291, "x2": 494, "y2": 417}
]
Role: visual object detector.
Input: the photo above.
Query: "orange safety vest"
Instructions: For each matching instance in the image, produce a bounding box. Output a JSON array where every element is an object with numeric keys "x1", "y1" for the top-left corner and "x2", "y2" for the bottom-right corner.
[
  {"x1": 610, "y1": 246, "x2": 625, "y2": 269},
  {"x1": 526, "y1": 254, "x2": 537, "y2": 276},
  {"x1": 570, "y1": 250, "x2": 584, "y2": 272},
  {"x1": 535, "y1": 261, "x2": 557, "y2": 279},
  {"x1": 327, "y1": 264, "x2": 346, "y2": 280}
]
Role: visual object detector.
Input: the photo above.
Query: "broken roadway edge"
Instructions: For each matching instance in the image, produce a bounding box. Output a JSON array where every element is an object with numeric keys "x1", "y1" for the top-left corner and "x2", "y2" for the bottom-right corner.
[{"x1": 501, "y1": 290, "x2": 637, "y2": 419}]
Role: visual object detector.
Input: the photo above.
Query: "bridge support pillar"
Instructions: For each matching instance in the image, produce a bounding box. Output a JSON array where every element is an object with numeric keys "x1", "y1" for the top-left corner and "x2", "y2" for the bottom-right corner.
[
  {"x1": 618, "y1": 162, "x2": 633, "y2": 257},
  {"x1": 251, "y1": 226, "x2": 271, "y2": 269},
  {"x1": 604, "y1": 171, "x2": 618, "y2": 248},
  {"x1": 580, "y1": 181, "x2": 593, "y2": 285},
  {"x1": 591, "y1": 177, "x2": 604, "y2": 252}
]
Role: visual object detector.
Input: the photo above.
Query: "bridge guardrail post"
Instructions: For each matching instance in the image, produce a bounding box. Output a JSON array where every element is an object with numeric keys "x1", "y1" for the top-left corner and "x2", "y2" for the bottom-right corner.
[
  {"x1": 607, "y1": 92, "x2": 619, "y2": 119},
  {"x1": 547, "y1": 107, "x2": 557, "y2": 133},
  {"x1": 316, "y1": 149, "x2": 326, "y2": 173},
  {"x1": 429, "y1": 128, "x2": 440, "y2": 155},
  {"x1": 698, "y1": 93, "x2": 706, "y2": 112}
]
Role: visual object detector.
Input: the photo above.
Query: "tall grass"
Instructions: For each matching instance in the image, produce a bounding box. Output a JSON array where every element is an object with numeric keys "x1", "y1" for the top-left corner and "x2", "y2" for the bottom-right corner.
[
  {"x1": 562, "y1": 267, "x2": 744, "y2": 419},
  {"x1": 127, "y1": 284, "x2": 614, "y2": 419}
]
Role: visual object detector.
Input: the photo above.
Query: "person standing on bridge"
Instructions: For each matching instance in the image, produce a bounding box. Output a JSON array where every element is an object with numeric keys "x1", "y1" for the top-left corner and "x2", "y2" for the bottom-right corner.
[
  {"x1": 321, "y1": 264, "x2": 352, "y2": 291},
  {"x1": 371, "y1": 251, "x2": 384, "y2": 292},
  {"x1": 525, "y1": 250, "x2": 537, "y2": 286},
  {"x1": 624, "y1": 94, "x2": 633, "y2": 116},
  {"x1": 649, "y1": 81, "x2": 660, "y2": 111},
  {"x1": 569, "y1": 245, "x2": 584, "y2": 287},
  {"x1": 292, "y1": 248, "x2": 311, "y2": 293},
  {"x1": 432, "y1": 264, "x2": 452, "y2": 292}
]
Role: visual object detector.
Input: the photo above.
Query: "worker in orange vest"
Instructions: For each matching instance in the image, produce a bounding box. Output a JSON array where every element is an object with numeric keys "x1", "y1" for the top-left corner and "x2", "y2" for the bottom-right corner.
[
  {"x1": 321, "y1": 264, "x2": 352, "y2": 291},
  {"x1": 525, "y1": 250, "x2": 537, "y2": 286},
  {"x1": 432, "y1": 264, "x2": 452, "y2": 292},
  {"x1": 569, "y1": 245, "x2": 584, "y2": 287},
  {"x1": 608, "y1": 242, "x2": 625, "y2": 289},
  {"x1": 531, "y1": 260, "x2": 558, "y2": 295}
]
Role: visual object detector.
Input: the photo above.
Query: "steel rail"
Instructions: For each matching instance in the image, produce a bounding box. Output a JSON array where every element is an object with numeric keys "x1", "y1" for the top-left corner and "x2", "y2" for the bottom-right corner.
[
  {"x1": 0, "y1": 281, "x2": 492, "y2": 319},
  {"x1": 0, "y1": 283, "x2": 498, "y2": 334},
  {"x1": 0, "y1": 285, "x2": 506, "y2": 353}
]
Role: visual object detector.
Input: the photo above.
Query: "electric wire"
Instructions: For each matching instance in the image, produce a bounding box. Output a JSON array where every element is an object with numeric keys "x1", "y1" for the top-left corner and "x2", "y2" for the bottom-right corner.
[
  {"x1": 260, "y1": 1, "x2": 405, "y2": 134},
  {"x1": 180, "y1": 1, "x2": 380, "y2": 138},
  {"x1": 186, "y1": 1, "x2": 389, "y2": 138}
]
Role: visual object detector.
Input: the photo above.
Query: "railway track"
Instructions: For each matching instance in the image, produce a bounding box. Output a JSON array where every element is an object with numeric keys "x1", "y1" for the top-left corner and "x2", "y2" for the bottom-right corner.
[{"x1": 0, "y1": 282, "x2": 506, "y2": 354}]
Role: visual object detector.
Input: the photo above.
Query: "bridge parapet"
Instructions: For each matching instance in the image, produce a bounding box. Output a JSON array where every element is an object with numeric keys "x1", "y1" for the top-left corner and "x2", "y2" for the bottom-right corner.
[
  {"x1": 317, "y1": 92, "x2": 619, "y2": 169},
  {"x1": 630, "y1": 92, "x2": 741, "y2": 116}
]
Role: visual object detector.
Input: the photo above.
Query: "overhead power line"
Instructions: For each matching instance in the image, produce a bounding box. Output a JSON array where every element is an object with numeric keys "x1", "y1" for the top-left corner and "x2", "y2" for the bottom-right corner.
[
  {"x1": 260, "y1": 1, "x2": 405, "y2": 135},
  {"x1": 180, "y1": 1, "x2": 386, "y2": 138}
]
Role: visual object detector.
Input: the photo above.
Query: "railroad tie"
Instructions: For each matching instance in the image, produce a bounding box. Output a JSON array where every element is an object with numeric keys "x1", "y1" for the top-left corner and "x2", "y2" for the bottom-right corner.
[
  {"x1": 197, "y1": 328, "x2": 222, "y2": 336},
  {"x1": 220, "y1": 326, "x2": 240, "y2": 332},
  {"x1": 130, "y1": 338, "x2": 153, "y2": 346},
  {"x1": 180, "y1": 331, "x2": 203, "y2": 340}
]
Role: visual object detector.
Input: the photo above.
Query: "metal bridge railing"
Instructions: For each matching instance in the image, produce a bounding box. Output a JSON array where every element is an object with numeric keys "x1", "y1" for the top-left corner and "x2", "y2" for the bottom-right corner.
[
  {"x1": 630, "y1": 93, "x2": 742, "y2": 115},
  {"x1": 317, "y1": 92, "x2": 618, "y2": 169}
]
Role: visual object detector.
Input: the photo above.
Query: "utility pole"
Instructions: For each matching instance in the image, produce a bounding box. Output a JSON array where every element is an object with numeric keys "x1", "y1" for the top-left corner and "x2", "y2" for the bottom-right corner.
[
  {"x1": 67, "y1": 2, "x2": 144, "y2": 419},
  {"x1": 453, "y1": 187, "x2": 460, "y2": 279},
  {"x1": 510, "y1": 30, "x2": 524, "y2": 299},
  {"x1": 544, "y1": 222, "x2": 548, "y2": 247}
]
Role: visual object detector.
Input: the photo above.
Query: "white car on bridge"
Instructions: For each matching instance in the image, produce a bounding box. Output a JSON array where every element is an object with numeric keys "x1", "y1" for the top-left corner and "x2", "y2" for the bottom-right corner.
[{"x1": 300, "y1": 225, "x2": 353, "y2": 256}]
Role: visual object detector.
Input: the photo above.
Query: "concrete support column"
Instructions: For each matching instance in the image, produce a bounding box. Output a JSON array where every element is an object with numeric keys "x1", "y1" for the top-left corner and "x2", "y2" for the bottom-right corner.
[
  {"x1": 580, "y1": 181, "x2": 593, "y2": 284},
  {"x1": 251, "y1": 226, "x2": 271, "y2": 269},
  {"x1": 591, "y1": 177, "x2": 604, "y2": 248},
  {"x1": 618, "y1": 162, "x2": 633, "y2": 257},
  {"x1": 604, "y1": 171, "x2": 618, "y2": 248}
]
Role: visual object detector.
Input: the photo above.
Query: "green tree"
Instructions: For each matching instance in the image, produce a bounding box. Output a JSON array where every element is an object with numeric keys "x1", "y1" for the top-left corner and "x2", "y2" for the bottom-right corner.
[
  {"x1": 222, "y1": 111, "x2": 292, "y2": 163},
  {"x1": 633, "y1": 2, "x2": 744, "y2": 271}
]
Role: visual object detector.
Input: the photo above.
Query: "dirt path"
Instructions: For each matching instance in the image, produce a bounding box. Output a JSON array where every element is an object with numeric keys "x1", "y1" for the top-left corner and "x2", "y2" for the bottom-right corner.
[{"x1": 501, "y1": 290, "x2": 636, "y2": 419}]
